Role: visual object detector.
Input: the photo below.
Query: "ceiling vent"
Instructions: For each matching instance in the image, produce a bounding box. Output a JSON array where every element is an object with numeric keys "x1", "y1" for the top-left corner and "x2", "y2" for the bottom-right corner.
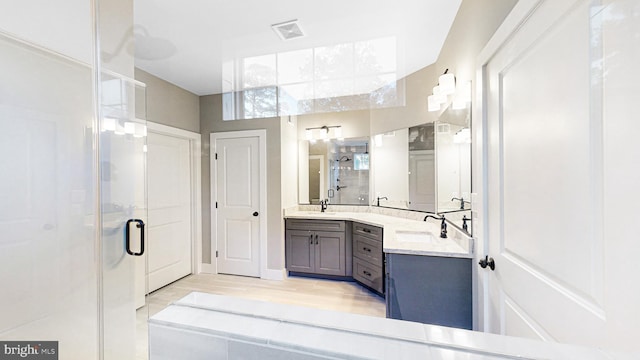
[{"x1": 271, "y1": 19, "x2": 305, "y2": 41}]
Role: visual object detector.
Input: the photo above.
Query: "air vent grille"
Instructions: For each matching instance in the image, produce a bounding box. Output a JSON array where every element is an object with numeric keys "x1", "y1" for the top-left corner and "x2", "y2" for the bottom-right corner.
[{"x1": 271, "y1": 20, "x2": 305, "y2": 41}]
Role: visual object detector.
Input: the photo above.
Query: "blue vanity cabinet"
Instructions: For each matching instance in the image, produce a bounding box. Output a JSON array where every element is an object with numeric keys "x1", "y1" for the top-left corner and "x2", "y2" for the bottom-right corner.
[
  {"x1": 352, "y1": 222, "x2": 384, "y2": 295},
  {"x1": 285, "y1": 219, "x2": 351, "y2": 277},
  {"x1": 385, "y1": 253, "x2": 472, "y2": 330}
]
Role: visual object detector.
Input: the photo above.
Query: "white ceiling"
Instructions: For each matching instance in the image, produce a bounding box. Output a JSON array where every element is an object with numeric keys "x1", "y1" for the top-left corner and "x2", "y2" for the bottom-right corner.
[{"x1": 133, "y1": 0, "x2": 462, "y2": 96}]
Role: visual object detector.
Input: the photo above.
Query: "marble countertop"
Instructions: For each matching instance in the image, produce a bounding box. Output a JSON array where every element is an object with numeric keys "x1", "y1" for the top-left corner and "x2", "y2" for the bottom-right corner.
[{"x1": 284, "y1": 210, "x2": 473, "y2": 258}]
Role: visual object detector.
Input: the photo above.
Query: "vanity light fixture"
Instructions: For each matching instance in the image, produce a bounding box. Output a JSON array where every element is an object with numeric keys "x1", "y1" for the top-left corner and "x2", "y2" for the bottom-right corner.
[
  {"x1": 334, "y1": 126, "x2": 344, "y2": 140},
  {"x1": 439, "y1": 69, "x2": 456, "y2": 95},
  {"x1": 304, "y1": 125, "x2": 343, "y2": 142},
  {"x1": 428, "y1": 95, "x2": 440, "y2": 112},
  {"x1": 432, "y1": 85, "x2": 447, "y2": 104},
  {"x1": 428, "y1": 68, "x2": 461, "y2": 112}
]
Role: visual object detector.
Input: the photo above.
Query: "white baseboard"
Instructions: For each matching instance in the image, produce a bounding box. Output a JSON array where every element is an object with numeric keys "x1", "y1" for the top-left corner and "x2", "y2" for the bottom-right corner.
[
  {"x1": 261, "y1": 268, "x2": 285, "y2": 281},
  {"x1": 199, "y1": 263, "x2": 216, "y2": 274}
]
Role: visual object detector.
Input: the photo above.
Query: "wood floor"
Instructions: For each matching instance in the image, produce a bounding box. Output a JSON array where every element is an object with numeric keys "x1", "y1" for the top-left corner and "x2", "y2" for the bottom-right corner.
[
  {"x1": 136, "y1": 273, "x2": 385, "y2": 358},
  {"x1": 147, "y1": 273, "x2": 386, "y2": 318}
]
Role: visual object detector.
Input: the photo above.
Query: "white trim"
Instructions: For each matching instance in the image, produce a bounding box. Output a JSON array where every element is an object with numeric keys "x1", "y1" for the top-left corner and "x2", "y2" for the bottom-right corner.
[
  {"x1": 211, "y1": 130, "x2": 268, "y2": 279},
  {"x1": 261, "y1": 268, "x2": 286, "y2": 281},
  {"x1": 147, "y1": 121, "x2": 202, "y2": 275},
  {"x1": 199, "y1": 263, "x2": 216, "y2": 274}
]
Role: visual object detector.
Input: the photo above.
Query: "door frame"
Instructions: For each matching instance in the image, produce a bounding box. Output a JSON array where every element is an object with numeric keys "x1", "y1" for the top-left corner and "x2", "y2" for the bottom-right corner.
[
  {"x1": 210, "y1": 130, "x2": 267, "y2": 278},
  {"x1": 147, "y1": 121, "x2": 203, "y2": 275}
]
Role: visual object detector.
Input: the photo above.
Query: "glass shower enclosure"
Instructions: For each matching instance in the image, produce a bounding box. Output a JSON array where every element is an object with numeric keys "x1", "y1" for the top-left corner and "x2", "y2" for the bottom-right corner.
[{"x1": 0, "y1": 2, "x2": 149, "y2": 359}]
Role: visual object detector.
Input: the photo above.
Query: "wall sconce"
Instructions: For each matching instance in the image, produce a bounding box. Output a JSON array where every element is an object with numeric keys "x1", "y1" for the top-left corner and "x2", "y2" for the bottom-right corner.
[
  {"x1": 428, "y1": 69, "x2": 471, "y2": 112},
  {"x1": 305, "y1": 125, "x2": 343, "y2": 142},
  {"x1": 439, "y1": 69, "x2": 456, "y2": 95}
]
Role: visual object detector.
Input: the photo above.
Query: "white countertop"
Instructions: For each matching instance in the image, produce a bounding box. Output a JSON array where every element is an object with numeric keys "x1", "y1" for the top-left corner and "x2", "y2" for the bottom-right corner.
[{"x1": 284, "y1": 210, "x2": 473, "y2": 258}]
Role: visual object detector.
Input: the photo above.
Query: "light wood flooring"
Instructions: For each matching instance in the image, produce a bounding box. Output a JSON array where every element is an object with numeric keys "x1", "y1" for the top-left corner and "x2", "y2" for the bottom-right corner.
[
  {"x1": 147, "y1": 273, "x2": 385, "y2": 318},
  {"x1": 136, "y1": 273, "x2": 385, "y2": 358}
]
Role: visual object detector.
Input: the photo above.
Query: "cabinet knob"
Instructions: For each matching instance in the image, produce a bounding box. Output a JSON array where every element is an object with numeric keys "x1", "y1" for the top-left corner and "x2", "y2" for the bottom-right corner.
[{"x1": 253, "y1": 211, "x2": 259, "y2": 216}]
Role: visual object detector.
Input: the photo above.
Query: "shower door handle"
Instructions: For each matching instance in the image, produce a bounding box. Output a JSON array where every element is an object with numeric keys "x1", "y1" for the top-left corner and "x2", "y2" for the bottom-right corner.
[{"x1": 125, "y1": 219, "x2": 145, "y2": 256}]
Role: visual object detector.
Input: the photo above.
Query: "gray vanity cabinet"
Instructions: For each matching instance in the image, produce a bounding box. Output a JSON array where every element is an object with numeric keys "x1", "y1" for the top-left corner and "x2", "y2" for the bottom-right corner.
[
  {"x1": 352, "y1": 222, "x2": 384, "y2": 295},
  {"x1": 385, "y1": 253, "x2": 472, "y2": 330},
  {"x1": 285, "y1": 220, "x2": 349, "y2": 277}
]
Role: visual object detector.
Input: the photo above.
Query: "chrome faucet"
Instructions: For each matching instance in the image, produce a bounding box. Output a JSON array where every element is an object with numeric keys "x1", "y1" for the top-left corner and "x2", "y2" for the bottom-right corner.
[
  {"x1": 376, "y1": 196, "x2": 388, "y2": 207},
  {"x1": 423, "y1": 214, "x2": 447, "y2": 238},
  {"x1": 320, "y1": 199, "x2": 329, "y2": 213}
]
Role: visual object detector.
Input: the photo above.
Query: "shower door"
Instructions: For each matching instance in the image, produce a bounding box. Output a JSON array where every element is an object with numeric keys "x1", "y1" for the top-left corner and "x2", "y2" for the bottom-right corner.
[{"x1": 0, "y1": 7, "x2": 149, "y2": 360}]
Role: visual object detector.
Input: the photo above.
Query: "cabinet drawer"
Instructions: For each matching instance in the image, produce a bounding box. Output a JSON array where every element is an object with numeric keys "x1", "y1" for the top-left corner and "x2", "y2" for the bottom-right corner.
[
  {"x1": 353, "y1": 234, "x2": 382, "y2": 267},
  {"x1": 353, "y1": 257, "x2": 383, "y2": 294},
  {"x1": 353, "y1": 222, "x2": 383, "y2": 241},
  {"x1": 286, "y1": 219, "x2": 345, "y2": 232}
]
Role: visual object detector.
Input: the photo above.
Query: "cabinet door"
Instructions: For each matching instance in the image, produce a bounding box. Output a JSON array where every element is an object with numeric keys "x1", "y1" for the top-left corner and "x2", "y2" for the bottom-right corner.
[
  {"x1": 286, "y1": 230, "x2": 314, "y2": 273},
  {"x1": 386, "y1": 253, "x2": 472, "y2": 329},
  {"x1": 314, "y1": 231, "x2": 346, "y2": 276}
]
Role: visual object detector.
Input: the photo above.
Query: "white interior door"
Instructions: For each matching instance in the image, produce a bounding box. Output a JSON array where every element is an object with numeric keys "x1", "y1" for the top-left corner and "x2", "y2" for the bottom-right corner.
[
  {"x1": 480, "y1": 0, "x2": 640, "y2": 350},
  {"x1": 213, "y1": 133, "x2": 262, "y2": 277},
  {"x1": 409, "y1": 150, "x2": 435, "y2": 211},
  {"x1": 147, "y1": 131, "x2": 192, "y2": 292}
]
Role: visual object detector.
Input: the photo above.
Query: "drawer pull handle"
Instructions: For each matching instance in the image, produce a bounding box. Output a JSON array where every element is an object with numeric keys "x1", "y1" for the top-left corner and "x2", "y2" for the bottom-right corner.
[
  {"x1": 362, "y1": 228, "x2": 371, "y2": 233},
  {"x1": 315, "y1": 234, "x2": 318, "y2": 245},
  {"x1": 363, "y1": 247, "x2": 371, "y2": 252},
  {"x1": 363, "y1": 270, "x2": 372, "y2": 277},
  {"x1": 309, "y1": 234, "x2": 313, "y2": 244}
]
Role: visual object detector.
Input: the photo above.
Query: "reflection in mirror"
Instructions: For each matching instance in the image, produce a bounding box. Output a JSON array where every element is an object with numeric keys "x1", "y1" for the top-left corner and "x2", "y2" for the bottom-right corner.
[
  {"x1": 299, "y1": 138, "x2": 370, "y2": 205},
  {"x1": 408, "y1": 124, "x2": 435, "y2": 212},
  {"x1": 371, "y1": 89, "x2": 472, "y2": 234},
  {"x1": 372, "y1": 126, "x2": 436, "y2": 213},
  {"x1": 436, "y1": 102, "x2": 471, "y2": 213}
]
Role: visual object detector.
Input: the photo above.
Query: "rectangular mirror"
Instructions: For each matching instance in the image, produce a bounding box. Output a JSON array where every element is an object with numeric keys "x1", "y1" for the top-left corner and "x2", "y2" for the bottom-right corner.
[
  {"x1": 371, "y1": 94, "x2": 472, "y2": 233},
  {"x1": 299, "y1": 137, "x2": 370, "y2": 205}
]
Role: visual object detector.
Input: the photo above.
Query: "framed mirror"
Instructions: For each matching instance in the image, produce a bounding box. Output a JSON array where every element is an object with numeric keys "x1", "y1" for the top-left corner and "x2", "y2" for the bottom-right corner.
[{"x1": 299, "y1": 137, "x2": 370, "y2": 205}]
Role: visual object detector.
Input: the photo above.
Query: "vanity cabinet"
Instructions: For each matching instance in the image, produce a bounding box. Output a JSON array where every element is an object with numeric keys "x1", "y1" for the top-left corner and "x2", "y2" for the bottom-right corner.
[
  {"x1": 385, "y1": 253, "x2": 472, "y2": 329},
  {"x1": 352, "y1": 222, "x2": 384, "y2": 295},
  {"x1": 285, "y1": 219, "x2": 350, "y2": 277}
]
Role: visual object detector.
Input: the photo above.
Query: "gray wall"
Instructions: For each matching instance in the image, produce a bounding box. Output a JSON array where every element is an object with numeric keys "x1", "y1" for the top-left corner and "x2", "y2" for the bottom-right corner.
[
  {"x1": 135, "y1": 68, "x2": 200, "y2": 133},
  {"x1": 200, "y1": 94, "x2": 283, "y2": 268}
]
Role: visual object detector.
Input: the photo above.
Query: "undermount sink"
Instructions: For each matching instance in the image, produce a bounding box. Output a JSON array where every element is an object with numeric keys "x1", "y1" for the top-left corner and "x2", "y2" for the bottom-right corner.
[{"x1": 395, "y1": 231, "x2": 436, "y2": 243}]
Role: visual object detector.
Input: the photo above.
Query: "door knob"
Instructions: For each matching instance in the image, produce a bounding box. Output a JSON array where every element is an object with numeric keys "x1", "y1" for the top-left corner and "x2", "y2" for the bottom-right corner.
[
  {"x1": 252, "y1": 211, "x2": 259, "y2": 216},
  {"x1": 478, "y1": 255, "x2": 495, "y2": 271}
]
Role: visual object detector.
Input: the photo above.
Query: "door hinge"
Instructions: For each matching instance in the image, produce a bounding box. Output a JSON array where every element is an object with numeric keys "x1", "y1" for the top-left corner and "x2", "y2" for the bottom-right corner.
[
  {"x1": 215, "y1": 153, "x2": 218, "y2": 160},
  {"x1": 216, "y1": 250, "x2": 219, "y2": 258}
]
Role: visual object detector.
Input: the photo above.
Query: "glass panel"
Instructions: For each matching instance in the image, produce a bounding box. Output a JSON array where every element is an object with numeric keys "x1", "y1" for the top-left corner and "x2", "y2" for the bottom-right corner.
[
  {"x1": 0, "y1": 33, "x2": 99, "y2": 358},
  {"x1": 99, "y1": 74, "x2": 148, "y2": 360}
]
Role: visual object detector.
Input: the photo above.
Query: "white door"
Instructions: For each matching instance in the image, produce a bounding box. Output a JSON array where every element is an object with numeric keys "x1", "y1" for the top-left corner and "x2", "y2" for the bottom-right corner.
[
  {"x1": 147, "y1": 131, "x2": 192, "y2": 292},
  {"x1": 212, "y1": 132, "x2": 263, "y2": 277},
  {"x1": 479, "y1": 0, "x2": 640, "y2": 351},
  {"x1": 409, "y1": 150, "x2": 435, "y2": 211}
]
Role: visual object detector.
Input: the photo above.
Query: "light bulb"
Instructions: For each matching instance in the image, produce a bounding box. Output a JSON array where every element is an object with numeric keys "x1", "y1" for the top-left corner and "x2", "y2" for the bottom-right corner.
[
  {"x1": 428, "y1": 95, "x2": 440, "y2": 112},
  {"x1": 439, "y1": 73, "x2": 456, "y2": 95}
]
